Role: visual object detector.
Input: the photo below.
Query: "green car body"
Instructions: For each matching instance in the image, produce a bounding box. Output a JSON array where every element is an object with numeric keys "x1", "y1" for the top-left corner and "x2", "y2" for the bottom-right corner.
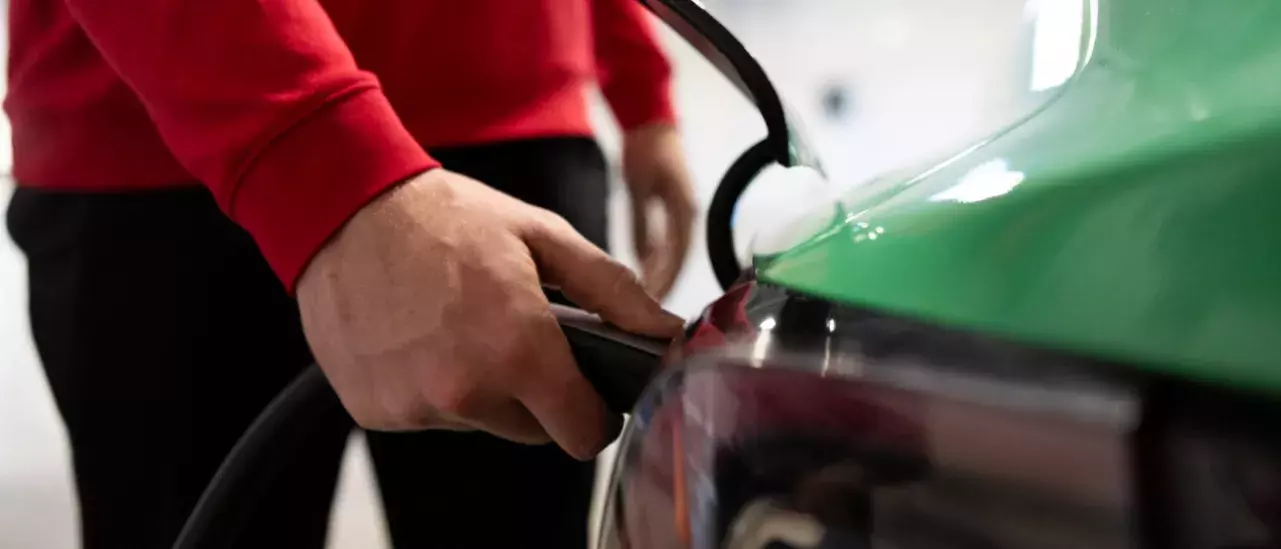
[{"x1": 758, "y1": 0, "x2": 1281, "y2": 394}]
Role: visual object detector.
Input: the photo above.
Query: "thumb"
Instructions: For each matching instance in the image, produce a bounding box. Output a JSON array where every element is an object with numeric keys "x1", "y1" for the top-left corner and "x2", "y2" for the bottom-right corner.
[{"x1": 523, "y1": 213, "x2": 683, "y2": 338}]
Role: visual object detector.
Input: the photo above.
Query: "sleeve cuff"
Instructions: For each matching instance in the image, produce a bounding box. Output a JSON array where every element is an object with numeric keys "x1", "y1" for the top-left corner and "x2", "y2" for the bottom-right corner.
[
  {"x1": 230, "y1": 88, "x2": 440, "y2": 292},
  {"x1": 606, "y1": 76, "x2": 678, "y2": 131}
]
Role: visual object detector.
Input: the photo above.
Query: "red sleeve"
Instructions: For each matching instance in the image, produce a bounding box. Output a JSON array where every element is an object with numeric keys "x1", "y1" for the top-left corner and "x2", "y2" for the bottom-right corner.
[
  {"x1": 592, "y1": 0, "x2": 678, "y2": 130},
  {"x1": 63, "y1": 0, "x2": 440, "y2": 291}
]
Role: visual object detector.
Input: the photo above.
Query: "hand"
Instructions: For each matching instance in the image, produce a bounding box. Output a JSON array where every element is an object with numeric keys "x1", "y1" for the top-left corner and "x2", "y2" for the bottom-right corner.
[
  {"x1": 622, "y1": 122, "x2": 696, "y2": 301},
  {"x1": 296, "y1": 169, "x2": 684, "y2": 459}
]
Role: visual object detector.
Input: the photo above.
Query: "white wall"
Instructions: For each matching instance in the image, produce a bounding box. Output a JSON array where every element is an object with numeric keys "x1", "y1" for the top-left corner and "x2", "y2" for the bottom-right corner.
[{"x1": 0, "y1": 1, "x2": 1037, "y2": 547}]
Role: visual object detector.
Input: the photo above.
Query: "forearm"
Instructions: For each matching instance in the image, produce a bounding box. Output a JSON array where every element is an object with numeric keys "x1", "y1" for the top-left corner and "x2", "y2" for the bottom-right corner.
[
  {"x1": 592, "y1": 0, "x2": 677, "y2": 130},
  {"x1": 65, "y1": 0, "x2": 438, "y2": 289}
]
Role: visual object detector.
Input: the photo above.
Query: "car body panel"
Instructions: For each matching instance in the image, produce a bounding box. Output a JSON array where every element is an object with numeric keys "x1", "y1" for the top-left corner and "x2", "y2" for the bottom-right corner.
[{"x1": 756, "y1": 0, "x2": 1281, "y2": 392}]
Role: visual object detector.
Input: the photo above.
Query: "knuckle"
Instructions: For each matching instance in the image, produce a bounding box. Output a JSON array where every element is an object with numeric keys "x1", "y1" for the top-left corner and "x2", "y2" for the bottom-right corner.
[
  {"x1": 607, "y1": 264, "x2": 642, "y2": 293},
  {"x1": 496, "y1": 342, "x2": 546, "y2": 387},
  {"x1": 349, "y1": 398, "x2": 415, "y2": 431},
  {"x1": 425, "y1": 381, "x2": 484, "y2": 419},
  {"x1": 347, "y1": 405, "x2": 385, "y2": 430},
  {"x1": 345, "y1": 385, "x2": 435, "y2": 431},
  {"x1": 542, "y1": 211, "x2": 575, "y2": 234},
  {"x1": 526, "y1": 204, "x2": 567, "y2": 227},
  {"x1": 493, "y1": 343, "x2": 529, "y2": 371},
  {"x1": 523, "y1": 208, "x2": 574, "y2": 240},
  {"x1": 526, "y1": 432, "x2": 555, "y2": 446}
]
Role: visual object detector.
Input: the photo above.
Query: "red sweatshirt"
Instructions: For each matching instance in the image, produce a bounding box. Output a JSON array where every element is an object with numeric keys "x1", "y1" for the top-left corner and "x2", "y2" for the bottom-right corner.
[{"x1": 4, "y1": 0, "x2": 675, "y2": 289}]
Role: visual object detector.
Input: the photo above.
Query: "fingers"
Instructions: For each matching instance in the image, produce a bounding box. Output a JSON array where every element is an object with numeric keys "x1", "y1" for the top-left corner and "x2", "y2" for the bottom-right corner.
[
  {"x1": 644, "y1": 256, "x2": 678, "y2": 301},
  {"x1": 523, "y1": 213, "x2": 684, "y2": 338},
  {"x1": 657, "y1": 182, "x2": 695, "y2": 298},
  {"x1": 634, "y1": 180, "x2": 695, "y2": 300},
  {"x1": 663, "y1": 180, "x2": 696, "y2": 262},
  {"x1": 634, "y1": 194, "x2": 668, "y2": 298},
  {"x1": 458, "y1": 399, "x2": 552, "y2": 446},
  {"x1": 631, "y1": 193, "x2": 652, "y2": 261},
  {"x1": 638, "y1": 203, "x2": 679, "y2": 300},
  {"x1": 514, "y1": 310, "x2": 622, "y2": 459},
  {"x1": 344, "y1": 371, "x2": 551, "y2": 445}
]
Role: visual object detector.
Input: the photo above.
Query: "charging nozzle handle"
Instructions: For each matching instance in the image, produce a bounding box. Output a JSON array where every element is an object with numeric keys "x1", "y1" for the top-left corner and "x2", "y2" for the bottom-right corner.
[{"x1": 550, "y1": 303, "x2": 671, "y2": 415}]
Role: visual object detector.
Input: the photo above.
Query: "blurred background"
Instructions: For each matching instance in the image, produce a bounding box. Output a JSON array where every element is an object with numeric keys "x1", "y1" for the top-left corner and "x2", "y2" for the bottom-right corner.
[{"x1": 0, "y1": 0, "x2": 1082, "y2": 545}]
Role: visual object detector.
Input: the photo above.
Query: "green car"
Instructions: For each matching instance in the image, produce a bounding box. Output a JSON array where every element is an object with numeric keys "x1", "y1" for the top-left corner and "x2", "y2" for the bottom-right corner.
[{"x1": 597, "y1": 0, "x2": 1281, "y2": 548}]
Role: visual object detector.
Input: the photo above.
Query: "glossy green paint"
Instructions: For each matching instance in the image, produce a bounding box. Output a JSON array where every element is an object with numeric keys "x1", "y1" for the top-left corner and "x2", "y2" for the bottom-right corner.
[{"x1": 756, "y1": 0, "x2": 1281, "y2": 393}]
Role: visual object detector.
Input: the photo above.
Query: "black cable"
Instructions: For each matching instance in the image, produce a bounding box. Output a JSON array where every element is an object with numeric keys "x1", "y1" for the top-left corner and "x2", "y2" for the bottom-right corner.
[
  {"x1": 707, "y1": 138, "x2": 776, "y2": 290},
  {"x1": 172, "y1": 365, "x2": 352, "y2": 549}
]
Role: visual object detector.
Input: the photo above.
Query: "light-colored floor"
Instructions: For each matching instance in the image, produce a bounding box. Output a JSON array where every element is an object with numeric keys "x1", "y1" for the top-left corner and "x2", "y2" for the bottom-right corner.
[{"x1": 0, "y1": 1, "x2": 1036, "y2": 545}]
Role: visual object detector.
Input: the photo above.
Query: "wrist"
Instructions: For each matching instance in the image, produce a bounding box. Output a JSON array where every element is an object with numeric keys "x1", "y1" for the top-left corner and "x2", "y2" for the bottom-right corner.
[
  {"x1": 299, "y1": 168, "x2": 450, "y2": 288},
  {"x1": 625, "y1": 121, "x2": 677, "y2": 139},
  {"x1": 609, "y1": 77, "x2": 677, "y2": 133},
  {"x1": 232, "y1": 89, "x2": 438, "y2": 292}
]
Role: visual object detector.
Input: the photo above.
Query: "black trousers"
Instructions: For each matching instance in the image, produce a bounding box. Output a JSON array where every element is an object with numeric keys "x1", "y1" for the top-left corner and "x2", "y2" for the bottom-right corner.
[{"x1": 6, "y1": 137, "x2": 611, "y2": 549}]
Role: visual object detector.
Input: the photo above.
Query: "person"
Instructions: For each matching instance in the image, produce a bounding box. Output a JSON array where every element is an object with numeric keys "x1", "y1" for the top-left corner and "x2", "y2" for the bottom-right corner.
[{"x1": 4, "y1": 0, "x2": 695, "y2": 547}]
